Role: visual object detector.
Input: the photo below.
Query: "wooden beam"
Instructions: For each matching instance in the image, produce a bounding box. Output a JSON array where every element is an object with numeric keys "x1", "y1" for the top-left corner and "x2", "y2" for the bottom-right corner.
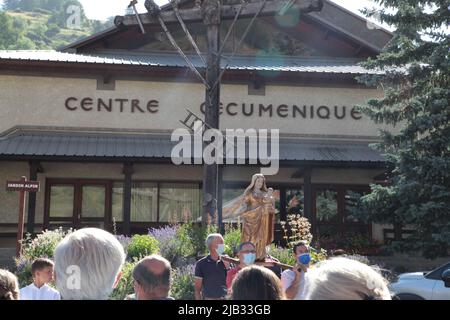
[
  {"x1": 202, "y1": 0, "x2": 221, "y2": 225},
  {"x1": 115, "y1": 0, "x2": 323, "y2": 27},
  {"x1": 122, "y1": 162, "x2": 134, "y2": 235},
  {"x1": 303, "y1": 166, "x2": 313, "y2": 225},
  {"x1": 26, "y1": 161, "x2": 41, "y2": 235}
]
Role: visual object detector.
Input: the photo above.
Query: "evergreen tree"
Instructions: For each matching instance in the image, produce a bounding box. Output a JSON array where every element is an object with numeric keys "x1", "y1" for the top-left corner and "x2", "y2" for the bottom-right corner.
[
  {"x1": 3, "y1": 0, "x2": 21, "y2": 10},
  {"x1": 357, "y1": 0, "x2": 450, "y2": 258}
]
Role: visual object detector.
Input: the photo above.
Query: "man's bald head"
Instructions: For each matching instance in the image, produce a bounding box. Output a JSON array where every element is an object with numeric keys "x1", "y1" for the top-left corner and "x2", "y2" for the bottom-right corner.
[{"x1": 133, "y1": 255, "x2": 171, "y2": 299}]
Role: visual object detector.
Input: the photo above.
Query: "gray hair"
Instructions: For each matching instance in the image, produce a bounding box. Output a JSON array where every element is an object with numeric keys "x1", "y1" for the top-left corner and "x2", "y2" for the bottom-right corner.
[
  {"x1": 205, "y1": 233, "x2": 223, "y2": 249},
  {"x1": 133, "y1": 255, "x2": 171, "y2": 292},
  {"x1": 54, "y1": 228, "x2": 125, "y2": 300},
  {"x1": 304, "y1": 257, "x2": 391, "y2": 300}
]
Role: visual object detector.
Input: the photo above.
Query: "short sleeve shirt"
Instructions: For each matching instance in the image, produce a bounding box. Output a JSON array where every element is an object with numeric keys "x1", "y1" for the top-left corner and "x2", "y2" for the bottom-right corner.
[
  {"x1": 195, "y1": 255, "x2": 227, "y2": 299},
  {"x1": 281, "y1": 269, "x2": 308, "y2": 300}
]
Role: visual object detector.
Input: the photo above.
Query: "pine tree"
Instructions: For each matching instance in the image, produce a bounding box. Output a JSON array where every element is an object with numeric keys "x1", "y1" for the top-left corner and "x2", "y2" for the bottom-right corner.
[
  {"x1": 3, "y1": 0, "x2": 21, "y2": 10},
  {"x1": 356, "y1": 1, "x2": 450, "y2": 258}
]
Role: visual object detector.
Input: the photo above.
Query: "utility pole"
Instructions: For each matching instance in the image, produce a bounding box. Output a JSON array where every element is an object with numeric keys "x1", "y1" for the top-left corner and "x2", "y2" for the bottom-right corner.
[
  {"x1": 135, "y1": 0, "x2": 324, "y2": 228},
  {"x1": 201, "y1": 0, "x2": 221, "y2": 226}
]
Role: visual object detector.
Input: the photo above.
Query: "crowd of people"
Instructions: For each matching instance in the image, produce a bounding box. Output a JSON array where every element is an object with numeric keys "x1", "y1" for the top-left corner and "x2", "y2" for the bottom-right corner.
[{"x1": 0, "y1": 228, "x2": 392, "y2": 300}]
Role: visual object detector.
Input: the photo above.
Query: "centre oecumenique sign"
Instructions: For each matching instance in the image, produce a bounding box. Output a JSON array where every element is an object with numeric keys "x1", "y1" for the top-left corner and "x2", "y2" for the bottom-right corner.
[{"x1": 64, "y1": 97, "x2": 363, "y2": 120}]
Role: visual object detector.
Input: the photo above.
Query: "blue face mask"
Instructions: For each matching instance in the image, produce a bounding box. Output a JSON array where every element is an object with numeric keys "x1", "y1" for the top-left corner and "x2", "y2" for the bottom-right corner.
[
  {"x1": 216, "y1": 244, "x2": 225, "y2": 255},
  {"x1": 243, "y1": 253, "x2": 256, "y2": 265},
  {"x1": 298, "y1": 253, "x2": 311, "y2": 265}
]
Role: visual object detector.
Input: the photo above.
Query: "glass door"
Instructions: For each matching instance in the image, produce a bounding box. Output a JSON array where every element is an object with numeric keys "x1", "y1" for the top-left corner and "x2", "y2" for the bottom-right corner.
[
  {"x1": 313, "y1": 188, "x2": 341, "y2": 246},
  {"x1": 46, "y1": 180, "x2": 110, "y2": 231},
  {"x1": 76, "y1": 183, "x2": 108, "y2": 229}
]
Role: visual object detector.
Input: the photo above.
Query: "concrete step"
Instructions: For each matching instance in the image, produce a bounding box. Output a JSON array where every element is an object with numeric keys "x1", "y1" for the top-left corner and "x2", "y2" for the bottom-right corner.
[{"x1": 0, "y1": 248, "x2": 16, "y2": 271}]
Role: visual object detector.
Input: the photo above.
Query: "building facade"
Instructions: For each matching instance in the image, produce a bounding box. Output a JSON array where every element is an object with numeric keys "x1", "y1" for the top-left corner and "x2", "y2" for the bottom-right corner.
[{"x1": 0, "y1": 0, "x2": 396, "y2": 248}]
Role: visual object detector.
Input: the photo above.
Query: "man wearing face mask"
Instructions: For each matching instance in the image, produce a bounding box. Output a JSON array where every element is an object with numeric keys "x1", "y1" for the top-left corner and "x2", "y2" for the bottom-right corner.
[
  {"x1": 225, "y1": 242, "x2": 256, "y2": 291},
  {"x1": 281, "y1": 241, "x2": 311, "y2": 300},
  {"x1": 194, "y1": 233, "x2": 230, "y2": 300}
]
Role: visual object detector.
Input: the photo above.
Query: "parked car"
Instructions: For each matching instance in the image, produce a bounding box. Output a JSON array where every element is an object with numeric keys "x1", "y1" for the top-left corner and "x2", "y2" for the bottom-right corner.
[{"x1": 389, "y1": 262, "x2": 450, "y2": 300}]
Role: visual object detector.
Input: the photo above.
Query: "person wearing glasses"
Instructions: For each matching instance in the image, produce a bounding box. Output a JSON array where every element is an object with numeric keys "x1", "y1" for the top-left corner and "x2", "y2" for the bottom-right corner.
[{"x1": 226, "y1": 242, "x2": 257, "y2": 291}]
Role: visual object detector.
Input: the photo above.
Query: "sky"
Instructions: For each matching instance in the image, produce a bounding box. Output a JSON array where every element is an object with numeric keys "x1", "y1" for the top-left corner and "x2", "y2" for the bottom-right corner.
[{"x1": 77, "y1": 0, "x2": 393, "y2": 30}]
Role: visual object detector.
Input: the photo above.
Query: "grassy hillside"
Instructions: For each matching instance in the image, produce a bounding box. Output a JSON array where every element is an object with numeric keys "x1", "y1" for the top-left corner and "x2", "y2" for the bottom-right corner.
[{"x1": 0, "y1": 8, "x2": 112, "y2": 50}]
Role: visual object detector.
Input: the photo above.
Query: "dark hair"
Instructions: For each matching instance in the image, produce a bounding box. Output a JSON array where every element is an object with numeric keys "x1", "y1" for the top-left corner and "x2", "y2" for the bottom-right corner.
[
  {"x1": 0, "y1": 269, "x2": 19, "y2": 300},
  {"x1": 292, "y1": 241, "x2": 309, "y2": 254},
  {"x1": 230, "y1": 265, "x2": 284, "y2": 300},
  {"x1": 238, "y1": 242, "x2": 255, "y2": 252},
  {"x1": 31, "y1": 258, "x2": 54, "y2": 274},
  {"x1": 133, "y1": 259, "x2": 171, "y2": 293}
]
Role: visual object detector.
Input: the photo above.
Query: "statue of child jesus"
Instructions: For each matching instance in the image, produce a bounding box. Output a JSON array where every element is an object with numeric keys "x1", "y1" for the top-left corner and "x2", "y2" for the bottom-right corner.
[{"x1": 263, "y1": 188, "x2": 276, "y2": 211}]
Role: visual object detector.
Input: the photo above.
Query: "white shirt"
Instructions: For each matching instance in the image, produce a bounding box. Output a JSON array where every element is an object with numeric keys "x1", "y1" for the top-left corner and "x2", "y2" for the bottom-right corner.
[
  {"x1": 20, "y1": 283, "x2": 61, "y2": 300},
  {"x1": 281, "y1": 269, "x2": 308, "y2": 300}
]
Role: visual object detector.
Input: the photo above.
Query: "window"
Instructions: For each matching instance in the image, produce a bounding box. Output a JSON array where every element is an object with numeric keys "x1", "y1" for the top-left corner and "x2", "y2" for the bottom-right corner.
[
  {"x1": 286, "y1": 188, "x2": 304, "y2": 215},
  {"x1": 112, "y1": 182, "x2": 158, "y2": 222},
  {"x1": 112, "y1": 182, "x2": 200, "y2": 223},
  {"x1": 159, "y1": 183, "x2": 201, "y2": 222},
  {"x1": 81, "y1": 186, "x2": 105, "y2": 218},
  {"x1": 316, "y1": 190, "x2": 339, "y2": 224},
  {"x1": 313, "y1": 186, "x2": 371, "y2": 245},
  {"x1": 345, "y1": 190, "x2": 366, "y2": 223},
  {"x1": 49, "y1": 185, "x2": 74, "y2": 218},
  {"x1": 46, "y1": 181, "x2": 108, "y2": 229}
]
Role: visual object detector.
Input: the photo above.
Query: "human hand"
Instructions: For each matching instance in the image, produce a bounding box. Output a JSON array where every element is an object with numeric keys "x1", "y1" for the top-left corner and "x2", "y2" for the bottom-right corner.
[{"x1": 221, "y1": 254, "x2": 232, "y2": 269}]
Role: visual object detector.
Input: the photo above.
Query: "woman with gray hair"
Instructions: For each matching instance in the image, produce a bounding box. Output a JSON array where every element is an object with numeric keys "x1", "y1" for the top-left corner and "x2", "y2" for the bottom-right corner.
[
  {"x1": 304, "y1": 257, "x2": 391, "y2": 300},
  {"x1": 54, "y1": 228, "x2": 125, "y2": 300}
]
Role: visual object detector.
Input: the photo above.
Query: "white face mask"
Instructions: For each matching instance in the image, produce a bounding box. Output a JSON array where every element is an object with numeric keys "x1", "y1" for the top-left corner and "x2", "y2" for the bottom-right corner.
[{"x1": 216, "y1": 244, "x2": 225, "y2": 255}]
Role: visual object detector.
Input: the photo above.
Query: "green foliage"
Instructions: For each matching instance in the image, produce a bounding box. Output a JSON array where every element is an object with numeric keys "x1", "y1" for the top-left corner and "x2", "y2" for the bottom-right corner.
[
  {"x1": 175, "y1": 223, "x2": 197, "y2": 258},
  {"x1": 0, "y1": 1, "x2": 113, "y2": 50},
  {"x1": 109, "y1": 260, "x2": 137, "y2": 300},
  {"x1": 280, "y1": 214, "x2": 313, "y2": 248},
  {"x1": 21, "y1": 227, "x2": 72, "y2": 261},
  {"x1": 182, "y1": 222, "x2": 218, "y2": 257},
  {"x1": 356, "y1": 0, "x2": 450, "y2": 259},
  {"x1": 14, "y1": 227, "x2": 73, "y2": 287},
  {"x1": 171, "y1": 265, "x2": 195, "y2": 300},
  {"x1": 223, "y1": 223, "x2": 241, "y2": 256},
  {"x1": 268, "y1": 244, "x2": 296, "y2": 266},
  {"x1": 126, "y1": 235, "x2": 159, "y2": 260}
]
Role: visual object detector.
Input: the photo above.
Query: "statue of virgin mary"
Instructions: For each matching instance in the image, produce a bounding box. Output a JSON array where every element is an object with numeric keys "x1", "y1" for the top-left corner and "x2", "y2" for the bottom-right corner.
[{"x1": 222, "y1": 173, "x2": 275, "y2": 261}]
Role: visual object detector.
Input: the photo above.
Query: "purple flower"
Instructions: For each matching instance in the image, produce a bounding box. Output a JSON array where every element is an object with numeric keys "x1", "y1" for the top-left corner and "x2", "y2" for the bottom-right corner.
[
  {"x1": 116, "y1": 235, "x2": 132, "y2": 249},
  {"x1": 148, "y1": 225, "x2": 179, "y2": 243},
  {"x1": 148, "y1": 225, "x2": 180, "y2": 262}
]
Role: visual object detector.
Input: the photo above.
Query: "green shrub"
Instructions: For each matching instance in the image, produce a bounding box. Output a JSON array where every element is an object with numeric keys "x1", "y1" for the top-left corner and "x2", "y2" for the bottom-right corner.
[
  {"x1": 171, "y1": 265, "x2": 195, "y2": 300},
  {"x1": 21, "y1": 227, "x2": 72, "y2": 261},
  {"x1": 15, "y1": 228, "x2": 73, "y2": 287},
  {"x1": 109, "y1": 260, "x2": 137, "y2": 300},
  {"x1": 127, "y1": 235, "x2": 159, "y2": 260},
  {"x1": 223, "y1": 223, "x2": 241, "y2": 257},
  {"x1": 175, "y1": 223, "x2": 196, "y2": 258},
  {"x1": 310, "y1": 247, "x2": 328, "y2": 264},
  {"x1": 268, "y1": 244, "x2": 327, "y2": 267},
  {"x1": 182, "y1": 222, "x2": 218, "y2": 257},
  {"x1": 14, "y1": 256, "x2": 33, "y2": 288},
  {"x1": 268, "y1": 244, "x2": 296, "y2": 266}
]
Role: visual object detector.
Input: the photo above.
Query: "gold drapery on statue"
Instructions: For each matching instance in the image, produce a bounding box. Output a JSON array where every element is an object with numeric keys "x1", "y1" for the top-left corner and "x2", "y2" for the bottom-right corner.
[
  {"x1": 240, "y1": 192, "x2": 275, "y2": 261},
  {"x1": 221, "y1": 173, "x2": 275, "y2": 262}
]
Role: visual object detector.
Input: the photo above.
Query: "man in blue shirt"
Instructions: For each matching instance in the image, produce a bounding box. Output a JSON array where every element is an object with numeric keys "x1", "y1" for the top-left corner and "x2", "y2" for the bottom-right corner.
[{"x1": 194, "y1": 233, "x2": 231, "y2": 300}]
